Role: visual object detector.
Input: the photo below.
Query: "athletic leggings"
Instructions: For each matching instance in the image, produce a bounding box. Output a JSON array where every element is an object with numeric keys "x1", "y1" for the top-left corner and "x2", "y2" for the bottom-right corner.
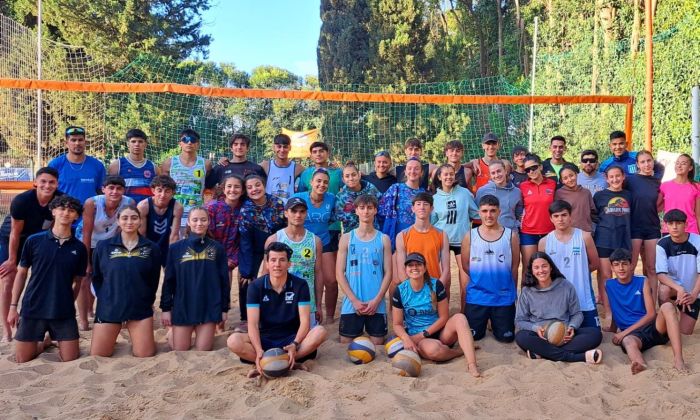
[
  {"x1": 240, "y1": 253, "x2": 264, "y2": 322},
  {"x1": 515, "y1": 327, "x2": 602, "y2": 362}
]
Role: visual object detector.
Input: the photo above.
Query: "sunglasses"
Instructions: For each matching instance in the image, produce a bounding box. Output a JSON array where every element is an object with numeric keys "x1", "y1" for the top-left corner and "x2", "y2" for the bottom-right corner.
[
  {"x1": 375, "y1": 150, "x2": 391, "y2": 158},
  {"x1": 65, "y1": 127, "x2": 85, "y2": 136},
  {"x1": 524, "y1": 165, "x2": 540, "y2": 173},
  {"x1": 181, "y1": 135, "x2": 199, "y2": 144},
  {"x1": 581, "y1": 158, "x2": 597, "y2": 164}
]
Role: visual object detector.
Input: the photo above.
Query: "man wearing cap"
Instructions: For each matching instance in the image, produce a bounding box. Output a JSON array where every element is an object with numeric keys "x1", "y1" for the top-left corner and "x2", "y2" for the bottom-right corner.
[
  {"x1": 541, "y1": 135, "x2": 569, "y2": 182},
  {"x1": 470, "y1": 132, "x2": 512, "y2": 193},
  {"x1": 48, "y1": 126, "x2": 106, "y2": 204},
  {"x1": 260, "y1": 134, "x2": 305, "y2": 203},
  {"x1": 362, "y1": 151, "x2": 397, "y2": 194},
  {"x1": 510, "y1": 145, "x2": 529, "y2": 187},
  {"x1": 262, "y1": 197, "x2": 323, "y2": 325},
  {"x1": 160, "y1": 129, "x2": 213, "y2": 234},
  {"x1": 227, "y1": 241, "x2": 328, "y2": 378}
]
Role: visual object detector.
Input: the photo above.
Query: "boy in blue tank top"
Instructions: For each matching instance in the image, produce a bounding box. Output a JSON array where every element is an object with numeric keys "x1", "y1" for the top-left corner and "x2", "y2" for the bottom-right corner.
[
  {"x1": 108, "y1": 128, "x2": 159, "y2": 203},
  {"x1": 336, "y1": 194, "x2": 393, "y2": 344},
  {"x1": 137, "y1": 175, "x2": 183, "y2": 267},
  {"x1": 605, "y1": 248, "x2": 687, "y2": 374}
]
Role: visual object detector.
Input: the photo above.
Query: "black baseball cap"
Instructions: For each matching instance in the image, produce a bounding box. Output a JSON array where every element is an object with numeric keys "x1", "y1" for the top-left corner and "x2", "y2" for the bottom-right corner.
[
  {"x1": 404, "y1": 252, "x2": 426, "y2": 265},
  {"x1": 284, "y1": 197, "x2": 308, "y2": 211},
  {"x1": 482, "y1": 132, "x2": 499, "y2": 144}
]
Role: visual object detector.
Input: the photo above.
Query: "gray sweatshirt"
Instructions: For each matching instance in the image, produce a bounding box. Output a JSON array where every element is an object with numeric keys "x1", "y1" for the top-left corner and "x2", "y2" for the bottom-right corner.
[
  {"x1": 515, "y1": 277, "x2": 583, "y2": 332},
  {"x1": 475, "y1": 180, "x2": 523, "y2": 230}
]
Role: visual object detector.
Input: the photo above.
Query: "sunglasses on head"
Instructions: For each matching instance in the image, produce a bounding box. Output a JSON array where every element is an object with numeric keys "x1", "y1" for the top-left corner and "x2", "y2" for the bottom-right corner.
[
  {"x1": 581, "y1": 158, "x2": 597, "y2": 164},
  {"x1": 65, "y1": 127, "x2": 85, "y2": 136},
  {"x1": 524, "y1": 165, "x2": 540, "y2": 173},
  {"x1": 181, "y1": 135, "x2": 199, "y2": 144}
]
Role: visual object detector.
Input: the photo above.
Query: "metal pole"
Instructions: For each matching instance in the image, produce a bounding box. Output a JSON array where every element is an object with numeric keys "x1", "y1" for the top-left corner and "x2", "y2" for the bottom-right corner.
[
  {"x1": 35, "y1": 0, "x2": 43, "y2": 171},
  {"x1": 692, "y1": 86, "x2": 700, "y2": 163},
  {"x1": 528, "y1": 17, "x2": 538, "y2": 151},
  {"x1": 644, "y1": 0, "x2": 653, "y2": 152}
]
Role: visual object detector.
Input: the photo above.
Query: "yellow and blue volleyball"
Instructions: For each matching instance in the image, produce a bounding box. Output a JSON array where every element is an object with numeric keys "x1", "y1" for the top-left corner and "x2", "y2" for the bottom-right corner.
[
  {"x1": 260, "y1": 348, "x2": 290, "y2": 378},
  {"x1": 384, "y1": 336, "x2": 404, "y2": 359},
  {"x1": 391, "y1": 349, "x2": 422, "y2": 377},
  {"x1": 347, "y1": 336, "x2": 376, "y2": 364}
]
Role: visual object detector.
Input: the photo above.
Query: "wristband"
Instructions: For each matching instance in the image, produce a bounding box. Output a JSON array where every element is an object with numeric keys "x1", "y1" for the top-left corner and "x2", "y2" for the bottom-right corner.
[
  {"x1": 10, "y1": 303, "x2": 17, "y2": 307},
  {"x1": 292, "y1": 340, "x2": 300, "y2": 350}
]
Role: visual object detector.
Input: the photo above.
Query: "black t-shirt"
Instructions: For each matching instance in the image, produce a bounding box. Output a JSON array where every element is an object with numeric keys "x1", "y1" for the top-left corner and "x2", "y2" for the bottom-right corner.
[
  {"x1": 247, "y1": 273, "x2": 311, "y2": 340},
  {"x1": 625, "y1": 174, "x2": 661, "y2": 231},
  {"x1": 510, "y1": 170, "x2": 528, "y2": 187},
  {"x1": 19, "y1": 231, "x2": 88, "y2": 319},
  {"x1": 362, "y1": 172, "x2": 397, "y2": 194},
  {"x1": 0, "y1": 189, "x2": 63, "y2": 242},
  {"x1": 395, "y1": 163, "x2": 430, "y2": 189},
  {"x1": 206, "y1": 160, "x2": 266, "y2": 188},
  {"x1": 593, "y1": 188, "x2": 632, "y2": 250}
]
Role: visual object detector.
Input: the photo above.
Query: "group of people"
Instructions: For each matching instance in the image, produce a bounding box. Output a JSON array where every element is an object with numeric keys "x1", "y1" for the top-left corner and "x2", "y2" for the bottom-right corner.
[{"x1": 1, "y1": 125, "x2": 698, "y2": 378}]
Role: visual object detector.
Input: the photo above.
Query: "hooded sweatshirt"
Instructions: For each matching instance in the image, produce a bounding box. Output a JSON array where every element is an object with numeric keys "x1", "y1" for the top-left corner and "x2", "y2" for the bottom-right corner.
[
  {"x1": 475, "y1": 180, "x2": 523, "y2": 230},
  {"x1": 515, "y1": 277, "x2": 583, "y2": 332},
  {"x1": 554, "y1": 185, "x2": 597, "y2": 232},
  {"x1": 335, "y1": 180, "x2": 381, "y2": 232},
  {"x1": 431, "y1": 185, "x2": 478, "y2": 245}
]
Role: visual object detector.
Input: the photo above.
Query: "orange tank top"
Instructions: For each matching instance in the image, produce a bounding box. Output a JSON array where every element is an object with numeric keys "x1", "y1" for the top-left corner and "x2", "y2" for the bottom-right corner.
[
  {"x1": 471, "y1": 158, "x2": 491, "y2": 193},
  {"x1": 403, "y1": 226, "x2": 444, "y2": 279}
]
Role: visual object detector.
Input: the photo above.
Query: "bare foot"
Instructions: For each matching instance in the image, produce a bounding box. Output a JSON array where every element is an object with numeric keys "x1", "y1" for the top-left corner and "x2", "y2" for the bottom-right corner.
[
  {"x1": 631, "y1": 361, "x2": 647, "y2": 375},
  {"x1": 601, "y1": 325, "x2": 616, "y2": 333},
  {"x1": 1, "y1": 334, "x2": 12, "y2": 343},
  {"x1": 246, "y1": 369, "x2": 261, "y2": 378},
  {"x1": 467, "y1": 362, "x2": 481, "y2": 378}
]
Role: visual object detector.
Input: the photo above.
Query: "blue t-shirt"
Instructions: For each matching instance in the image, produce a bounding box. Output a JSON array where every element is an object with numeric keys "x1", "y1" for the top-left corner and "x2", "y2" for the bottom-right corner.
[
  {"x1": 247, "y1": 273, "x2": 311, "y2": 340},
  {"x1": 605, "y1": 275, "x2": 647, "y2": 331},
  {"x1": 19, "y1": 231, "x2": 88, "y2": 319},
  {"x1": 48, "y1": 154, "x2": 106, "y2": 204},
  {"x1": 391, "y1": 279, "x2": 446, "y2": 335},
  {"x1": 291, "y1": 191, "x2": 336, "y2": 246}
]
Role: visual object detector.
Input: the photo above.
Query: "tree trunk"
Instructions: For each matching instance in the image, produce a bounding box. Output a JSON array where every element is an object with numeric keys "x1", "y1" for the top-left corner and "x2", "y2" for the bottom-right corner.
[
  {"x1": 496, "y1": 0, "x2": 504, "y2": 73},
  {"x1": 591, "y1": 0, "x2": 601, "y2": 93},
  {"x1": 630, "y1": 0, "x2": 641, "y2": 59}
]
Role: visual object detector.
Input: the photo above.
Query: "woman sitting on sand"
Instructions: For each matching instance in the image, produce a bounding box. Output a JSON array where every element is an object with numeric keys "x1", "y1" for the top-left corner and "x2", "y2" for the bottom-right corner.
[
  {"x1": 514, "y1": 251, "x2": 603, "y2": 364},
  {"x1": 90, "y1": 206, "x2": 161, "y2": 357},
  {"x1": 160, "y1": 207, "x2": 230, "y2": 351},
  {"x1": 391, "y1": 252, "x2": 480, "y2": 377}
]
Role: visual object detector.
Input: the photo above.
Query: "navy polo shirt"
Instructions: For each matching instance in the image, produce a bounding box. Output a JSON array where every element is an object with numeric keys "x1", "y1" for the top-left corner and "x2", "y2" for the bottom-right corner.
[
  {"x1": 247, "y1": 273, "x2": 311, "y2": 340},
  {"x1": 19, "y1": 231, "x2": 88, "y2": 319}
]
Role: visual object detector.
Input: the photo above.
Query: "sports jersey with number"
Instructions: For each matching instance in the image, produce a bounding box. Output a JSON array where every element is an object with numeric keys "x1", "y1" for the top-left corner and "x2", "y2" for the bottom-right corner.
[
  {"x1": 543, "y1": 228, "x2": 596, "y2": 311},
  {"x1": 170, "y1": 155, "x2": 206, "y2": 225},
  {"x1": 276, "y1": 229, "x2": 317, "y2": 312}
]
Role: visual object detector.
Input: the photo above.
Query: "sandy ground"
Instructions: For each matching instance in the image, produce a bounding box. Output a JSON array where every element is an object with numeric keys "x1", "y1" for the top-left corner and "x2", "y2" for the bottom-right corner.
[{"x1": 1, "y1": 261, "x2": 700, "y2": 419}]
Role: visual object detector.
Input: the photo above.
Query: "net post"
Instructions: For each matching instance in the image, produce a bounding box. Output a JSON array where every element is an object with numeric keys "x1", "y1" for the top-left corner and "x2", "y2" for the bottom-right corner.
[
  {"x1": 625, "y1": 99, "x2": 634, "y2": 151},
  {"x1": 35, "y1": 0, "x2": 43, "y2": 172}
]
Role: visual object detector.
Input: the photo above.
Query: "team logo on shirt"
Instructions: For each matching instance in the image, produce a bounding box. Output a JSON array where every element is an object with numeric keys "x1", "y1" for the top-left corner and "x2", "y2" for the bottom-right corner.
[
  {"x1": 144, "y1": 170, "x2": 152, "y2": 178},
  {"x1": 263, "y1": 295, "x2": 270, "y2": 302},
  {"x1": 109, "y1": 247, "x2": 151, "y2": 259},
  {"x1": 572, "y1": 246, "x2": 581, "y2": 256},
  {"x1": 285, "y1": 291, "x2": 295, "y2": 303},
  {"x1": 180, "y1": 246, "x2": 217, "y2": 262},
  {"x1": 153, "y1": 219, "x2": 168, "y2": 235},
  {"x1": 605, "y1": 197, "x2": 630, "y2": 216}
]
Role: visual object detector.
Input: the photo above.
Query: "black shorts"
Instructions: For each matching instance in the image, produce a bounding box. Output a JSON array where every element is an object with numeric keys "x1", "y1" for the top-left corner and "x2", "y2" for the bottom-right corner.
[
  {"x1": 15, "y1": 317, "x2": 79, "y2": 342},
  {"x1": 339, "y1": 313, "x2": 387, "y2": 338},
  {"x1": 597, "y1": 247, "x2": 615, "y2": 258},
  {"x1": 678, "y1": 300, "x2": 700, "y2": 320},
  {"x1": 630, "y1": 228, "x2": 661, "y2": 241},
  {"x1": 449, "y1": 245, "x2": 462, "y2": 256},
  {"x1": 464, "y1": 303, "x2": 516, "y2": 343},
  {"x1": 622, "y1": 321, "x2": 670, "y2": 353},
  {"x1": 323, "y1": 231, "x2": 341, "y2": 253},
  {"x1": 94, "y1": 313, "x2": 153, "y2": 324}
]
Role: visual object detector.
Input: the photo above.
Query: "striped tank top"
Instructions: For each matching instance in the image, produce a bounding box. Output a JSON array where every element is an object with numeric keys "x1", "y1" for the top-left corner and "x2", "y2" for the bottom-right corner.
[
  {"x1": 170, "y1": 155, "x2": 206, "y2": 224},
  {"x1": 277, "y1": 229, "x2": 317, "y2": 312},
  {"x1": 543, "y1": 228, "x2": 595, "y2": 311},
  {"x1": 118, "y1": 157, "x2": 156, "y2": 203}
]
